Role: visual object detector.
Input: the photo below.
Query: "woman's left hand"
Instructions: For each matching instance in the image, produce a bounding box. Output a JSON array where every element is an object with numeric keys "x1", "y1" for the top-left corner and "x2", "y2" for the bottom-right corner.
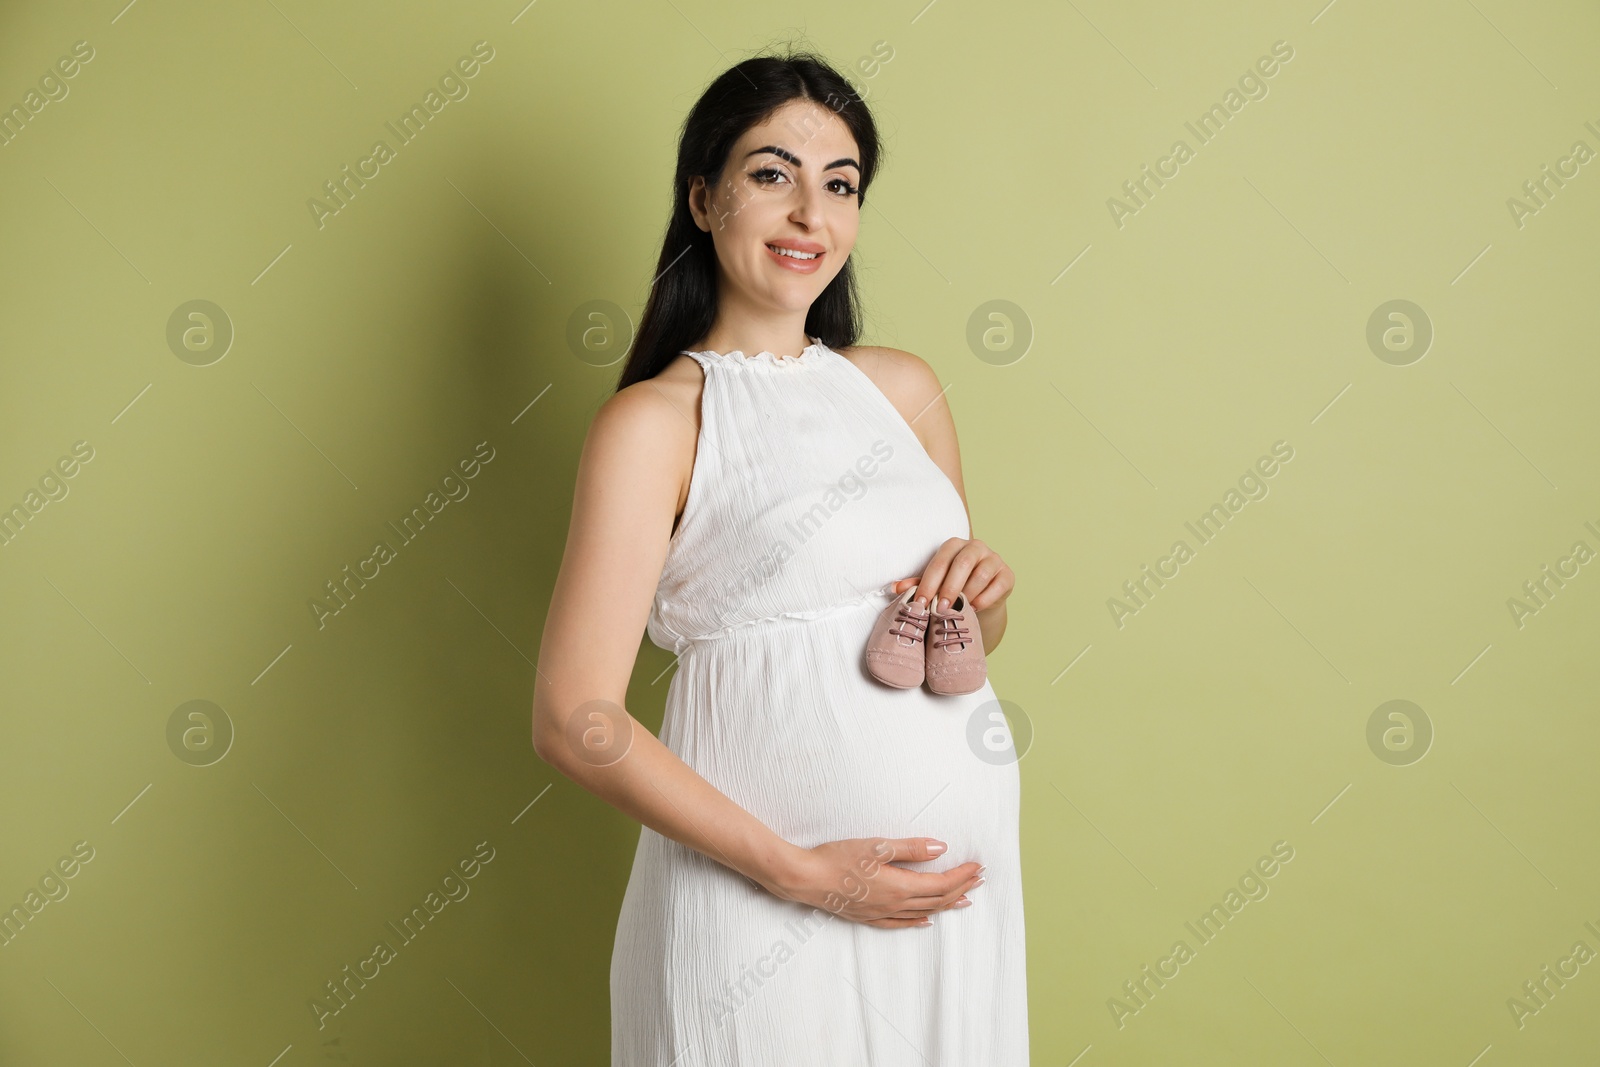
[{"x1": 889, "y1": 537, "x2": 1014, "y2": 614}]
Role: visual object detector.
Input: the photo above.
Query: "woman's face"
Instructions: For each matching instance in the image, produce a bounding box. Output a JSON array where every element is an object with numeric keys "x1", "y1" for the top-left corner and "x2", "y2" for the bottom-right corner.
[{"x1": 689, "y1": 99, "x2": 863, "y2": 315}]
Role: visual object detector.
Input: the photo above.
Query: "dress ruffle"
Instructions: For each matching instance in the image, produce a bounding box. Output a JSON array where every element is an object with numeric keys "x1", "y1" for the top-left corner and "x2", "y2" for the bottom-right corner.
[{"x1": 679, "y1": 336, "x2": 826, "y2": 368}]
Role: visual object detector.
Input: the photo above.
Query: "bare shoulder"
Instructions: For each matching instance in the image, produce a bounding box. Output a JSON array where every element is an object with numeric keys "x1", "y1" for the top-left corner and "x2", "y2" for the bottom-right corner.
[
  {"x1": 833, "y1": 344, "x2": 948, "y2": 440},
  {"x1": 610, "y1": 353, "x2": 705, "y2": 422},
  {"x1": 590, "y1": 355, "x2": 703, "y2": 517},
  {"x1": 834, "y1": 343, "x2": 936, "y2": 388}
]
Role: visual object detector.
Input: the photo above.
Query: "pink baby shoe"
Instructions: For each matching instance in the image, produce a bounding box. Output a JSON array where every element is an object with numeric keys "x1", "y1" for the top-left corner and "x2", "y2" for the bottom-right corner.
[
  {"x1": 924, "y1": 592, "x2": 986, "y2": 695},
  {"x1": 864, "y1": 586, "x2": 930, "y2": 688}
]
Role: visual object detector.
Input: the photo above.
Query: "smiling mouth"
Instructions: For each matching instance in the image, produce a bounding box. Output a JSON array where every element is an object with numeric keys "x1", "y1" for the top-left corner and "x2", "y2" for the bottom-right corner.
[{"x1": 766, "y1": 243, "x2": 821, "y2": 261}]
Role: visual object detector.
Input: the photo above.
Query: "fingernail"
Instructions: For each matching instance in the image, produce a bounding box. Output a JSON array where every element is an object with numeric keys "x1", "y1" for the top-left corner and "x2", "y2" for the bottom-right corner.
[
  {"x1": 953, "y1": 898, "x2": 973, "y2": 908},
  {"x1": 976, "y1": 864, "x2": 987, "y2": 875},
  {"x1": 926, "y1": 841, "x2": 947, "y2": 855},
  {"x1": 916, "y1": 918, "x2": 932, "y2": 926},
  {"x1": 939, "y1": 597, "x2": 950, "y2": 611},
  {"x1": 973, "y1": 877, "x2": 986, "y2": 888}
]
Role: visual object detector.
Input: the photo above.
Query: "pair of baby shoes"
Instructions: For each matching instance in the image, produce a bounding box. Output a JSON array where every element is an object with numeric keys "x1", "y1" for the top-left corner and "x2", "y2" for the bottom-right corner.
[{"x1": 864, "y1": 586, "x2": 987, "y2": 695}]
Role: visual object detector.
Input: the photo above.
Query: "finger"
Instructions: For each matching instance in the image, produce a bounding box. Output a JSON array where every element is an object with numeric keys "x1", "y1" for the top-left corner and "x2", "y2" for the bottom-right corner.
[
  {"x1": 880, "y1": 895, "x2": 972, "y2": 919},
  {"x1": 911, "y1": 565, "x2": 945, "y2": 606},
  {"x1": 964, "y1": 566, "x2": 1013, "y2": 612},
  {"x1": 899, "y1": 570, "x2": 929, "y2": 603},
  {"x1": 882, "y1": 838, "x2": 954, "y2": 864},
  {"x1": 865, "y1": 916, "x2": 933, "y2": 929},
  {"x1": 897, "y1": 868, "x2": 984, "y2": 908},
  {"x1": 888, "y1": 863, "x2": 982, "y2": 906},
  {"x1": 959, "y1": 573, "x2": 997, "y2": 612},
  {"x1": 933, "y1": 544, "x2": 990, "y2": 612},
  {"x1": 957, "y1": 559, "x2": 1005, "y2": 610},
  {"x1": 912, "y1": 538, "x2": 968, "y2": 606}
]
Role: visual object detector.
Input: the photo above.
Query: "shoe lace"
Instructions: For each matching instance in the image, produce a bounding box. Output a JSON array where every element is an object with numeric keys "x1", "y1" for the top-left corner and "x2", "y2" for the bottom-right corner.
[
  {"x1": 889, "y1": 605, "x2": 929, "y2": 646},
  {"x1": 930, "y1": 606, "x2": 971, "y2": 652}
]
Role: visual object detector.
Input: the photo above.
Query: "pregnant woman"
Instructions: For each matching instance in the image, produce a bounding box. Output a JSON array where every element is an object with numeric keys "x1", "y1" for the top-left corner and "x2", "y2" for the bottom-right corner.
[{"x1": 532, "y1": 51, "x2": 1029, "y2": 1065}]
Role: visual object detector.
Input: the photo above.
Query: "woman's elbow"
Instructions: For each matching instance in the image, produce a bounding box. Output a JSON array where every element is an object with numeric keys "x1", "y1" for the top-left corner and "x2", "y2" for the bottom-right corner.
[
  {"x1": 531, "y1": 702, "x2": 568, "y2": 770},
  {"x1": 532, "y1": 690, "x2": 636, "y2": 773}
]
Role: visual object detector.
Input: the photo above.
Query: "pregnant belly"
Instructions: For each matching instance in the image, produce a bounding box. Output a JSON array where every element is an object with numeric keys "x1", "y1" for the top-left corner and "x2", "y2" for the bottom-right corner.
[{"x1": 662, "y1": 636, "x2": 1020, "y2": 873}]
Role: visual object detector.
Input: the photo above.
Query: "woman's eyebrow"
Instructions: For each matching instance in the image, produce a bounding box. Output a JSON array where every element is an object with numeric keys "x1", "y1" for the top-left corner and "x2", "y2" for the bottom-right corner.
[{"x1": 744, "y1": 145, "x2": 861, "y2": 173}]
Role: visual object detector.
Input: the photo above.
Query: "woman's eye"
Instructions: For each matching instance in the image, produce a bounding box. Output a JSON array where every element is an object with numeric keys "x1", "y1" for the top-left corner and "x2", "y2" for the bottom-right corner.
[{"x1": 749, "y1": 167, "x2": 857, "y2": 197}]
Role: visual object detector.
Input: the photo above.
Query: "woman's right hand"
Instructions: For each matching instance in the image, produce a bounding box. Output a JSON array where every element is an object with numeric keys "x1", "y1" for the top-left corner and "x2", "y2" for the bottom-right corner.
[{"x1": 761, "y1": 837, "x2": 985, "y2": 929}]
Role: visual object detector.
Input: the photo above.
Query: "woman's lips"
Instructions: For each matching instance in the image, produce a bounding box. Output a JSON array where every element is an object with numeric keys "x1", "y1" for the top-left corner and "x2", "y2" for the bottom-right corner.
[{"x1": 765, "y1": 242, "x2": 823, "y2": 274}]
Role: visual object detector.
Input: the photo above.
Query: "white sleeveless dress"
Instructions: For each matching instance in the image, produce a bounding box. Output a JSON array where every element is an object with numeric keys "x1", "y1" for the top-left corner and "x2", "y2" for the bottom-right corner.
[{"x1": 611, "y1": 336, "x2": 1029, "y2": 1065}]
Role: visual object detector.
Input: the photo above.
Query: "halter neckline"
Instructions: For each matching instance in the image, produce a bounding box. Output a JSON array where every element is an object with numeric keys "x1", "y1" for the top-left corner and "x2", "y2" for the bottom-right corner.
[{"x1": 680, "y1": 336, "x2": 829, "y2": 368}]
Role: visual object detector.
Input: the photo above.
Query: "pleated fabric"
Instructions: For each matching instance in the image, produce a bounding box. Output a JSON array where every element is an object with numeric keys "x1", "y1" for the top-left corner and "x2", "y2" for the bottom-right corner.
[{"x1": 612, "y1": 336, "x2": 1029, "y2": 1065}]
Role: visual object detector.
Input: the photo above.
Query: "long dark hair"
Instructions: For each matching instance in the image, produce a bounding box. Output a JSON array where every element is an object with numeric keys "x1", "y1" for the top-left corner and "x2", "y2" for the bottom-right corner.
[{"x1": 614, "y1": 51, "x2": 883, "y2": 392}]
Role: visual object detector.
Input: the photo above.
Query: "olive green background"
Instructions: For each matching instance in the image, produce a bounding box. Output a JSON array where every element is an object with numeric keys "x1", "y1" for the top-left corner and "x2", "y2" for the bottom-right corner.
[{"x1": 2, "y1": 0, "x2": 1598, "y2": 1063}]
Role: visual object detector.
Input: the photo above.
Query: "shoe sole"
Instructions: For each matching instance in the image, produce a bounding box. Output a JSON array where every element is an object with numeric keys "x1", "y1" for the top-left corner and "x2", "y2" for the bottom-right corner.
[{"x1": 926, "y1": 680, "x2": 985, "y2": 695}]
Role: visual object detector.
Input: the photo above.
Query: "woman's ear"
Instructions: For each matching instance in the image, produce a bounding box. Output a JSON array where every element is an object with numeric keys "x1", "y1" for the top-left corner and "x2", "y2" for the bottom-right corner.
[{"x1": 686, "y1": 175, "x2": 710, "y2": 232}]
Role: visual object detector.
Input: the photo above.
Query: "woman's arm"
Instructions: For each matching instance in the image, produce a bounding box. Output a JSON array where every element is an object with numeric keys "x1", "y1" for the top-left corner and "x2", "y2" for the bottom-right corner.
[
  {"x1": 531, "y1": 380, "x2": 982, "y2": 926},
  {"x1": 531, "y1": 385, "x2": 803, "y2": 890}
]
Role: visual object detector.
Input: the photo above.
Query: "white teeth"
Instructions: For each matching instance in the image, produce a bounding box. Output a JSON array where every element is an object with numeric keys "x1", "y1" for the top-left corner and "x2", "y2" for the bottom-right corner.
[{"x1": 768, "y1": 244, "x2": 819, "y2": 260}]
